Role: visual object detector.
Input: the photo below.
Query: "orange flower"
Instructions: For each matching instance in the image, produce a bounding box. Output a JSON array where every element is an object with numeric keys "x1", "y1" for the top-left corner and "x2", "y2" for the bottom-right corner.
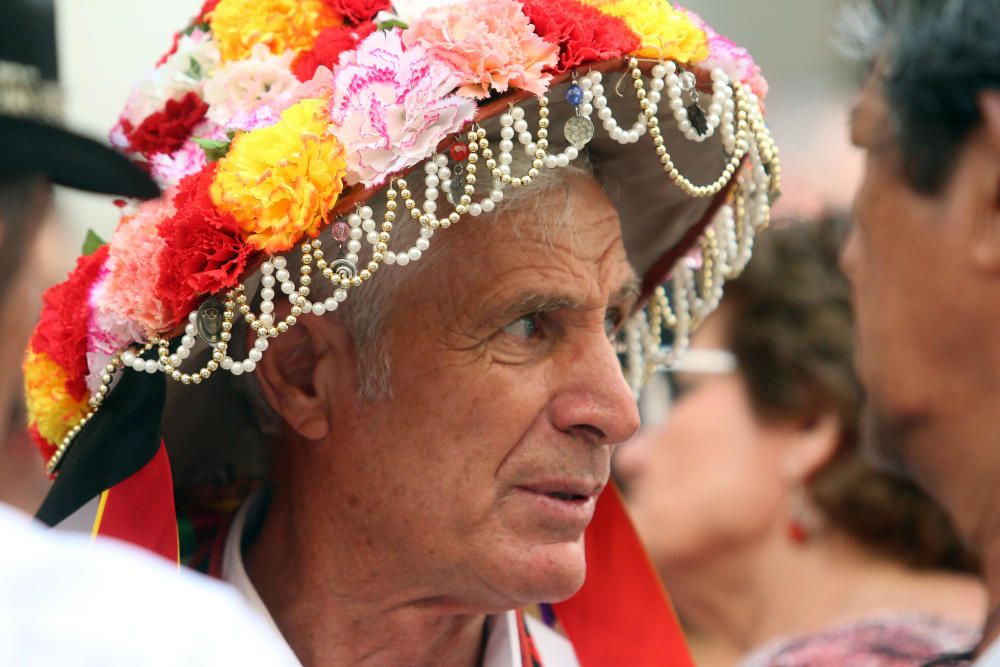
[
  {"x1": 24, "y1": 351, "x2": 90, "y2": 452},
  {"x1": 210, "y1": 98, "x2": 347, "y2": 253},
  {"x1": 210, "y1": 0, "x2": 342, "y2": 62}
]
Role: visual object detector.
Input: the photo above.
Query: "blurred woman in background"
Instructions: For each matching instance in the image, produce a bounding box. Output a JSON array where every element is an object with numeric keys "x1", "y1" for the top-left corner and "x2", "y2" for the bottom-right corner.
[{"x1": 615, "y1": 215, "x2": 985, "y2": 666}]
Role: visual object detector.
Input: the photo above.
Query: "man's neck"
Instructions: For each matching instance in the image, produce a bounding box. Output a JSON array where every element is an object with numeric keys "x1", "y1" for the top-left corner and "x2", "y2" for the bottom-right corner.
[{"x1": 242, "y1": 487, "x2": 488, "y2": 667}]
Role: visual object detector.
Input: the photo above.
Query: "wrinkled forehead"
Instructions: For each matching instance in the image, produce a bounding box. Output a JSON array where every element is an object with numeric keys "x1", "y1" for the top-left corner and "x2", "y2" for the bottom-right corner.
[{"x1": 421, "y1": 174, "x2": 635, "y2": 299}]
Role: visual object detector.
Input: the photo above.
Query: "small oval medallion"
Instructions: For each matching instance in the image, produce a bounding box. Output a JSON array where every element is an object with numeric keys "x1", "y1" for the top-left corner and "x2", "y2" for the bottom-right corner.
[
  {"x1": 196, "y1": 298, "x2": 225, "y2": 344},
  {"x1": 564, "y1": 115, "x2": 594, "y2": 149}
]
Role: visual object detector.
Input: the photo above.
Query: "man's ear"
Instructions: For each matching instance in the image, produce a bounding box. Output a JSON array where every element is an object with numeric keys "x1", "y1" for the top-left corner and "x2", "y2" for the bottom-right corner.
[
  {"x1": 253, "y1": 304, "x2": 352, "y2": 441},
  {"x1": 779, "y1": 411, "x2": 842, "y2": 484},
  {"x1": 971, "y1": 92, "x2": 1000, "y2": 271}
]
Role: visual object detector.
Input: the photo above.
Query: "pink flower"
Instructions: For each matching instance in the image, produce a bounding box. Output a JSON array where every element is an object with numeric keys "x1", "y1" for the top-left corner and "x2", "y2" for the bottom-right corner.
[
  {"x1": 403, "y1": 0, "x2": 559, "y2": 99},
  {"x1": 202, "y1": 44, "x2": 300, "y2": 126},
  {"x1": 330, "y1": 30, "x2": 476, "y2": 187},
  {"x1": 101, "y1": 196, "x2": 176, "y2": 337},
  {"x1": 149, "y1": 137, "x2": 210, "y2": 189},
  {"x1": 86, "y1": 269, "x2": 146, "y2": 393},
  {"x1": 684, "y1": 9, "x2": 768, "y2": 100}
]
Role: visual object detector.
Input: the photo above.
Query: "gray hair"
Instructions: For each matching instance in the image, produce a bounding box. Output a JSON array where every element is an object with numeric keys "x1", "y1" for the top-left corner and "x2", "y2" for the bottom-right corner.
[
  {"x1": 234, "y1": 149, "x2": 593, "y2": 442},
  {"x1": 838, "y1": 0, "x2": 1000, "y2": 193}
]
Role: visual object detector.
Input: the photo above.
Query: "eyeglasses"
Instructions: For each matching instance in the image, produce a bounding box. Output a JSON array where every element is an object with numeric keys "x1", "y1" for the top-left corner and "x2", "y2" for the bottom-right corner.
[{"x1": 638, "y1": 348, "x2": 738, "y2": 427}]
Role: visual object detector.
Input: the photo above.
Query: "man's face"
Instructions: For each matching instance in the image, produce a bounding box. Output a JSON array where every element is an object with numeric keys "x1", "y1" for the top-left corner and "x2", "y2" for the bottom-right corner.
[
  {"x1": 317, "y1": 175, "x2": 640, "y2": 609},
  {"x1": 842, "y1": 73, "x2": 989, "y2": 476}
]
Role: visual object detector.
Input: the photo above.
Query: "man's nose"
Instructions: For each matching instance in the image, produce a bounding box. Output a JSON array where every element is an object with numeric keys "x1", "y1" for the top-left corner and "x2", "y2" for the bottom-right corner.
[{"x1": 548, "y1": 332, "x2": 641, "y2": 447}]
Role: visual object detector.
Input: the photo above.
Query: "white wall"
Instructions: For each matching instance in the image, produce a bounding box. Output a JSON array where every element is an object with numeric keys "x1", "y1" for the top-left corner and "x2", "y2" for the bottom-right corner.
[{"x1": 52, "y1": 1, "x2": 197, "y2": 258}]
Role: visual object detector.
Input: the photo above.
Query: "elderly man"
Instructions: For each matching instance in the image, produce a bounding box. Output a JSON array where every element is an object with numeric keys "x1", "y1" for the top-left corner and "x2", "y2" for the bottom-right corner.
[
  {"x1": 841, "y1": 0, "x2": 1000, "y2": 663},
  {"x1": 25, "y1": 1, "x2": 779, "y2": 665}
]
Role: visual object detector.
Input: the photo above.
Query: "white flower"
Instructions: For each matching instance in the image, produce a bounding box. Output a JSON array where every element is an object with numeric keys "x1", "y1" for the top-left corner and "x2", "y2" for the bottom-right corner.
[
  {"x1": 202, "y1": 44, "x2": 299, "y2": 127},
  {"x1": 120, "y1": 28, "x2": 220, "y2": 127}
]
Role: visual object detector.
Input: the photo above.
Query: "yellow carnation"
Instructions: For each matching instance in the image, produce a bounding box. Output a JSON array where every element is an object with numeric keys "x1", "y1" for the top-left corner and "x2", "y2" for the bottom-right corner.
[
  {"x1": 586, "y1": 0, "x2": 709, "y2": 62},
  {"x1": 210, "y1": 0, "x2": 342, "y2": 62},
  {"x1": 211, "y1": 98, "x2": 347, "y2": 253},
  {"x1": 24, "y1": 350, "x2": 89, "y2": 449}
]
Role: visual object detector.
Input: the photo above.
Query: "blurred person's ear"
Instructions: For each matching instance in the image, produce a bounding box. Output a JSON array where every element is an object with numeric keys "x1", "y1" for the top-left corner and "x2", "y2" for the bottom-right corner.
[
  {"x1": 970, "y1": 92, "x2": 1000, "y2": 272},
  {"x1": 779, "y1": 411, "x2": 842, "y2": 483}
]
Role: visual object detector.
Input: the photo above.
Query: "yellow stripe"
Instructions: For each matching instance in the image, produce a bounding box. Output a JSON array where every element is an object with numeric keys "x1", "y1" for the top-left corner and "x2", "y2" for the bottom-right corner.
[{"x1": 90, "y1": 490, "x2": 110, "y2": 539}]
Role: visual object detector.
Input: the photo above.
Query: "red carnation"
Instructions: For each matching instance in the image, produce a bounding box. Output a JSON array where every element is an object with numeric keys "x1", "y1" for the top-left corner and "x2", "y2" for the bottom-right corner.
[
  {"x1": 292, "y1": 23, "x2": 377, "y2": 81},
  {"x1": 322, "y1": 0, "x2": 391, "y2": 25},
  {"x1": 156, "y1": 30, "x2": 184, "y2": 66},
  {"x1": 30, "y1": 245, "x2": 110, "y2": 402},
  {"x1": 155, "y1": 164, "x2": 253, "y2": 320},
  {"x1": 520, "y1": 0, "x2": 640, "y2": 74},
  {"x1": 123, "y1": 92, "x2": 208, "y2": 158},
  {"x1": 197, "y1": 0, "x2": 221, "y2": 20}
]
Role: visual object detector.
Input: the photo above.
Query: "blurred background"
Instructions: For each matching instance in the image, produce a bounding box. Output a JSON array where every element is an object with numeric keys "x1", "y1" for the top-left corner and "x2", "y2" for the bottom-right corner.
[{"x1": 1, "y1": 0, "x2": 863, "y2": 510}]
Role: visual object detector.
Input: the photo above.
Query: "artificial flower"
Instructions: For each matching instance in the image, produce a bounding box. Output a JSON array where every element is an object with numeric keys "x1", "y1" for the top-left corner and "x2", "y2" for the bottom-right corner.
[
  {"x1": 122, "y1": 91, "x2": 209, "y2": 157},
  {"x1": 157, "y1": 165, "x2": 252, "y2": 319},
  {"x1": 203, "y1": 44, "x2": 300, "y2": 126},
  {"x1": 292, "y1": 23, "x2": 377, "y2": 82},
  {"x1": 586, "y1": 0, "x2": 708, "y2": 63},
  {"x1": 102, "y1": 197, "x2": 176, "y2": 336},
  {"x1": 521, "y1": 0, "x2": 639, "y2": 73},
  {"x1": 149, "y1": 136, "x2": 210, "y2": 189},
  {"x1": 684, "y1": 9, "x2": 768, "y2": 99},
  {"x1": 211, "y1": 98, "x2": 347, "y2": 253},
  {"x1": 321, "y1": 0, "x2": 391, "y2": 25},
  {"x1": 209, "y1": 0, "x2": 342, "y2": 62},
  {"x1": 330, "y1": 29, "x2": 476, "y2": 187},
  {"x1": 24, "y1": 351, "x2": 90, "y2": 461},
  {"x1": 119, "y1": 28, "x2": 219, "y2": 129},
  {"x1": 403, "y1": 0, "x2": 559, "y2": 99},
  {"x1": 29, "y1": 245, "x2": 111, "y2": 402},
  {"x1": 86, "y1": 270, "x2": 146, "y2": 394}
]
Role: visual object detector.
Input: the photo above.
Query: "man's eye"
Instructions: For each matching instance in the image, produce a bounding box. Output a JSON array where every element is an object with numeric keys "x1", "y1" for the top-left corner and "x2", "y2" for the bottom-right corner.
[{"x1": 502, "y1": 314, "x2": 540, "y2": 339}]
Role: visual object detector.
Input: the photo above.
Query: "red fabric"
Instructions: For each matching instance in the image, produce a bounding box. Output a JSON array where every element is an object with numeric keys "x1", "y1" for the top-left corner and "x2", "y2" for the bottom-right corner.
[
  {"x1": 292, "y1": 23, "x2": 377, "y2": 81},
  {"x1": 30, "y1": 245, "x2": 110, "y2": 401},
  {"x1": 96, "y1": 442, "x2": 178, "y2": 562},
  {"x1": 321, "y1": 0, "x2": 390, "y2": 25},
  {"x1": 520, "y1": 0, "x2": 640, "y2": 74},
  {"x1": 551, "y1": 485, "x2": 694, "y2": 667},
  {"x1": 123, "y1": 92, "x2": 208, "y2": 158},
  {"x1": 155, "y1": 164, "x2": 252, "y2": 320}
]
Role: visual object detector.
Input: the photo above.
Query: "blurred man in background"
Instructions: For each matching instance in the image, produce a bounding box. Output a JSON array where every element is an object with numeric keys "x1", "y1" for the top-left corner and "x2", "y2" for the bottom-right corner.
[{"x1": 840, "y1": 0, "x2": 1000, "y2": 663}]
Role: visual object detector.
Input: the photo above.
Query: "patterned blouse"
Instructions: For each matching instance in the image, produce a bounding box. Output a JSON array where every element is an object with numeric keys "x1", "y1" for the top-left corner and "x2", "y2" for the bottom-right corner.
[{"x1": 738, "y1": 613, "x2": 979, "y2": 667}]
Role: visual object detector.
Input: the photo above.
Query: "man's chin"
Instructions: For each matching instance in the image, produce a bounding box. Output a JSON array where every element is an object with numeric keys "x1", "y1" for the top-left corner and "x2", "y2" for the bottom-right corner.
[{"x1": 492, "y1": 539, "x2": 588, "y2": 605}]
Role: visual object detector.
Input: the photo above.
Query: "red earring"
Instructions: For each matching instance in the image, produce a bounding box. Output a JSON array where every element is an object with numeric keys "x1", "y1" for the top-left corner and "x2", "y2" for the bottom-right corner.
[{"x1": 788, "y1": 519, "x2": 809, "y2": 544}]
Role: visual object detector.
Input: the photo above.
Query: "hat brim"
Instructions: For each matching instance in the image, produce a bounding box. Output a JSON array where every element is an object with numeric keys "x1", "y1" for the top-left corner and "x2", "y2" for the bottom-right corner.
[{"x1": 0, "y1": 115, "x2": 159, "y2": 199}]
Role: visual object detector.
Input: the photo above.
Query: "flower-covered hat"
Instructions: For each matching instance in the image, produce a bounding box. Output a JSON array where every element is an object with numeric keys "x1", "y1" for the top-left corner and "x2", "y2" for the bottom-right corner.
[{"x1": 25, "y1": 1, "x2": 778, "y2": 664}]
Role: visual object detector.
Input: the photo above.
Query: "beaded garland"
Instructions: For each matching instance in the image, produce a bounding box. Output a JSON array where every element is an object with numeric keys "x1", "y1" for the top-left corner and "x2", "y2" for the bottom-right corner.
[{"x1": 24, "y1": 0, "x2": 780, "y2": 475}]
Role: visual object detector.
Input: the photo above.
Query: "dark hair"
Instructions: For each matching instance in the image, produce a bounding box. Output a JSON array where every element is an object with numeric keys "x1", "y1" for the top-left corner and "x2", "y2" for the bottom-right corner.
[
  {"x1": 843, "y1": 0, "x2": 1000, "y2": 194},
  {"x1": 0, "y1": 173, "x2": 47, "y2": 309},
  {"x1": 723, "y1": 214, "x2": 975, "y2": 572}
]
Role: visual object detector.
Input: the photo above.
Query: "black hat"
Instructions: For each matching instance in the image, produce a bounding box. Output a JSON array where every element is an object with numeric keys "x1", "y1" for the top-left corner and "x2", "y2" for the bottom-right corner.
[{"x1": 0, "y1": 0, "x2": 158, "y2": 199}]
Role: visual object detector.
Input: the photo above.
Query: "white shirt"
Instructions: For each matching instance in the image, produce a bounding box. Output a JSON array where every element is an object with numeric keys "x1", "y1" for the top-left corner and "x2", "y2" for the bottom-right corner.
[
  {"x1": 977, "y1": 639, "x2": 1000, "y2": 665},
  {"x1": 222, "y1": 495, "x2": 581, "y2": 667},
  {"x1": 0, "y1": 502, "x2": 296, "y2": 666}
]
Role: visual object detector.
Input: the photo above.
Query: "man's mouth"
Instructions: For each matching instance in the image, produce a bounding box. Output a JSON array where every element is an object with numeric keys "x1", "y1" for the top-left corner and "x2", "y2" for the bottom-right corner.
[
  {"x1": 544, "y1": 491, "x2": 590, "y2": 502},
  {"x1": 517, "y1": 480, "x2": 604, "y2": 503}
]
